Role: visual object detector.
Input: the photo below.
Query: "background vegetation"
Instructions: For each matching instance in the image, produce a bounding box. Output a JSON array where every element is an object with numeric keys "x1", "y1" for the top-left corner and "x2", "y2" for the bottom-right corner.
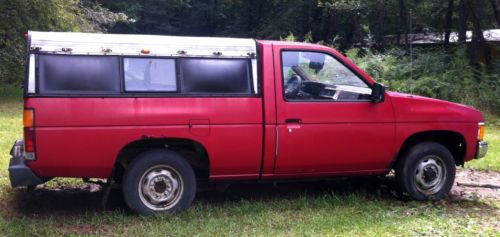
[
  {"x1": 1, "y1": 0, "x2": 499, "y2": 114},
  {"x1": 348, "y1": 47, "x2": 500, "y2": 114}
]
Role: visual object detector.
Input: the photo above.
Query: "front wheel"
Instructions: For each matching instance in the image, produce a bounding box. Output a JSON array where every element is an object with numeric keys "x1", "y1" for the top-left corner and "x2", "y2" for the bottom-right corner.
[
  {"x1": 122, "y1": 150, "x2": 196, "y2": 215},
  {"x1": 396, "y1": 142, "x2": 456, "y2": 200}
]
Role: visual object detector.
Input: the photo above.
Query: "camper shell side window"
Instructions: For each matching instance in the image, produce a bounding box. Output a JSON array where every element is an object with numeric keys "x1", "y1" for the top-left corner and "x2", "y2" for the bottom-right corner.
[
  {"x1": 180, "y1": 58, "x2": 253, "y2": 94},
  {"x1": 38, "y1": 54, "x2": 121, "y2": 95},
  {"x1": 34, "y1": 54, "x2": 256, "y2": 96},
  {"x1": 123, "y1": 58, "x2": 178, "y2": 92}
]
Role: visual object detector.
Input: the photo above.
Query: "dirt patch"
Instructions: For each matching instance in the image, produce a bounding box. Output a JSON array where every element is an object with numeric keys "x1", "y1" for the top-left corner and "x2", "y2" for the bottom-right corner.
[{"x1": 451, "y1": 169, "x2": 500, "y2": 200}]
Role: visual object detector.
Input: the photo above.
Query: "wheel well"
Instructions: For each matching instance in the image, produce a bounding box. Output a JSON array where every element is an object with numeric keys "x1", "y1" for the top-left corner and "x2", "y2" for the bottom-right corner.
[
  {"x1": 113, "y1": 138, "x2": 210, "y2": 182},
  {"x1": 392, "y1": 131, "x2": 467, "y2": 168}
]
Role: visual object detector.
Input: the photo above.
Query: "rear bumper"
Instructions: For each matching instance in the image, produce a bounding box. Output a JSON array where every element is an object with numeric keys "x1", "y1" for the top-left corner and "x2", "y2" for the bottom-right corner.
[
  {"x1": 475, "y1": 141, "x2": 488, "y2": 159},
  {"x1": 8, "y1": 140, "x2": 43, "y2": 188}
]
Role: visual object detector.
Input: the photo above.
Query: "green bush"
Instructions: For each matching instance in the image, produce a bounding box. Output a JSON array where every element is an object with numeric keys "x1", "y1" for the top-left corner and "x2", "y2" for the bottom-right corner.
[
  {"x1": 0, "y1": 0, "x2": 97, "y2": 85},
  {"x1": 347, "y1": 47, "x2": 500, "y2": 114}
]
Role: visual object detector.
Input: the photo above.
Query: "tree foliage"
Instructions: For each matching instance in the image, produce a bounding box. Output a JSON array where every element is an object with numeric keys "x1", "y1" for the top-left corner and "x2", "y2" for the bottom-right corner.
[
  {"x1": 0, "y1": 0, "x2": 499, "y2": 96},
  {"x1": 0, "y1": 0, "x2": 126, "y2": 84},
  {"x1": 0, "y1": 0, "x2": 82, "y2": 84},
  {"x1": 98, "y1": 0, "x2": 498, "y2": 45}
]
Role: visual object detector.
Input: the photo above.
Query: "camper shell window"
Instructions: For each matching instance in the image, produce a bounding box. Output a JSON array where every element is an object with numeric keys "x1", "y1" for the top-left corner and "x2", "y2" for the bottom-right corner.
[
  {"x1": 35, "y1": 54, "x2": 255, "y2": 96},
  {"x1": 180, "y1": 58, "x2": 252, "y2": 94},
  {"x1": 124, "y1": 58, "x2": 177, "y2": 92},
  {"x1": 38, "y1": 54, "x2": 120, "y2": 94}
]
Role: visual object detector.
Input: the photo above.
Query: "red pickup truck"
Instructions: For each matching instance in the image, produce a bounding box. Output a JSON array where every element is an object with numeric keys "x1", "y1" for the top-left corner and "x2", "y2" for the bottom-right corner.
[{"x1": 9, "y1": 31, "x2": 488, "y2": 215}]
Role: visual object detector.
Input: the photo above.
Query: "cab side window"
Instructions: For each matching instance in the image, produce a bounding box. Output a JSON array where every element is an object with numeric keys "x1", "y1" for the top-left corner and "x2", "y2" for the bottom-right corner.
[{"x1": 281, "y1": 51, "x2": 371, "y2": 101}]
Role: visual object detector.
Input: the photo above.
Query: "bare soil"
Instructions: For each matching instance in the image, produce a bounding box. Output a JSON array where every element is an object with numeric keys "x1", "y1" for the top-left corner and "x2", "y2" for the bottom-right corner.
[{"x1": 451, "y1": 169, "x2": 500, "y2": 200}]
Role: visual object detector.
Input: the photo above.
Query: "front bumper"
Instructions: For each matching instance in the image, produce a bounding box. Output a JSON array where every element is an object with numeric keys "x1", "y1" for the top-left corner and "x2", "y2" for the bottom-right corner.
[
  {"x1": 8, "y1": 140, "x2": 43, "y2": 188},
  {"x1": 475, "y1": 141, "x2": 488, "y2": 159}
]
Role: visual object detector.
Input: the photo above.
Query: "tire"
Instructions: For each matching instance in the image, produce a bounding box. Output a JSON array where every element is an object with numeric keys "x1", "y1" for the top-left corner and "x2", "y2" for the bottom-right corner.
[
  {"x1": 396, "y1": 142, "x2": 456, "y2": 201},
  {"x1": 122, "y1": 149, "x2": 196, "y2": 215}
]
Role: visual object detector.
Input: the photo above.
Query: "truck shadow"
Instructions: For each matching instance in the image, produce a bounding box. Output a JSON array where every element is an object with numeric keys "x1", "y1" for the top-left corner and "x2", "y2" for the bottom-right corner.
[
  {"x1": 196, "y1": 176, "x2": 400, "y2": 204},
  {"x1": 7, "y1": 175, "x2": 493, "y2": 218}
]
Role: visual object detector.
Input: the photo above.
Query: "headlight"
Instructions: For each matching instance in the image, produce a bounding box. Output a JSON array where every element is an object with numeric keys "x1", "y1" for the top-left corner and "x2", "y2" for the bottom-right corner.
[{"x1": 478, "y1": 122, "x2": 485, "y2": 141}]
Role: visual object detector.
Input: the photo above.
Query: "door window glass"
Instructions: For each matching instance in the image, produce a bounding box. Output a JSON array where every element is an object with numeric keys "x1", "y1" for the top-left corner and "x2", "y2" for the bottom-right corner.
[{"x1": 281, "y1": 51, "x2": 371, "y2": 101}]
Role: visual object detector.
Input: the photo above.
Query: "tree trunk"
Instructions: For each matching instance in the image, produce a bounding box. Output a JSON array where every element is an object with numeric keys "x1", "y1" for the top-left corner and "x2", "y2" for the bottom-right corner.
[
  {"x1": 208, "y1": 0, "x2": 217, "y2": 35},
  {"x1": 352, "y1": 14, "x2": 364, "y2": 46},
  {"x1": 466, "y1": 0, "x2": 492, "y2": 70},
  {"x1": 458, "y1": 0, "x2": 468, "y2": 43},
  {"x1": 374, "y1": 2, "x2": 387, "y2": 46},
  {"x1": 489, "y1": 0, "x2": 500, "y2": 27},
  {"x1": 398, "y1": 0, "x2": 408, "y2": 46},
  {"x1": 444, "y1": 0, "x2": 455, "y2": 47},
  {"x1": 467, "y1": 0, "x2": 485, "y2": 42}
]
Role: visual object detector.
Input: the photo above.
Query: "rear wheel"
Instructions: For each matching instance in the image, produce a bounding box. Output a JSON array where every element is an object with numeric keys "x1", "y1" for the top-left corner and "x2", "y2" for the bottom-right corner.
[
  {"x1": 396, "y1": 142, "x2": 456, "y2": 200},
  {"x1": 122, "y1": 149, "x2": 196, "y2": 215}
]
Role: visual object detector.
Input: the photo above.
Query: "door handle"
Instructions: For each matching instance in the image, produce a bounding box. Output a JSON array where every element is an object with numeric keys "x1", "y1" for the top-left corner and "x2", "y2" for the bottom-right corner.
[
  {"x1": 285, "y1": 118, "x2": 301, "y2": 124},
  {"x1": 285, "y1": 118, "x2": 301, "y2": 132}
]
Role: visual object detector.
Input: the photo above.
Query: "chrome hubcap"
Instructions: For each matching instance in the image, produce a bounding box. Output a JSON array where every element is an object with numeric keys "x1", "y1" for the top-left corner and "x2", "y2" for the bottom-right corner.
[
  {"x1": 415, "y1": 155, "x2": 446, "y2": 195},
  {"x1": 139, "y1": 165, "x2": 183, "y2": 210}
]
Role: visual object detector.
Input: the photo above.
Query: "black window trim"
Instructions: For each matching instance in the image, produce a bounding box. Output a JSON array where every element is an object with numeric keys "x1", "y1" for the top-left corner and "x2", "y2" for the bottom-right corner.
[
  {"x1": 279, "y1": 48, "x2": 373, "y2": 103},
  {"x1": 28, "y1": 53, "x2": 261, "y2": 98},
  {"x1": 35, "y1": 54, "x2": 39, "y2": 95},
  {"x1": 254, "y1": 40, "x2": 262, "y2": 96},
  {"x1": 22, "y1": 35, "x2": 32, "y2": 96}
]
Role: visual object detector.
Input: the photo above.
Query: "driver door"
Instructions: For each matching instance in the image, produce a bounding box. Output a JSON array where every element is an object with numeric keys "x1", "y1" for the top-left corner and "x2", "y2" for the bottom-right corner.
[{"x1": 273, "y1": 45, "x2": 395, "y2": 174}]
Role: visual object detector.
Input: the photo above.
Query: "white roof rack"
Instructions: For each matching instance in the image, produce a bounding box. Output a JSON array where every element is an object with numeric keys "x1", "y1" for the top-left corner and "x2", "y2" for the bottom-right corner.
[{"x1": 28, "y1": 31, "x2": 257, "y2": 58}]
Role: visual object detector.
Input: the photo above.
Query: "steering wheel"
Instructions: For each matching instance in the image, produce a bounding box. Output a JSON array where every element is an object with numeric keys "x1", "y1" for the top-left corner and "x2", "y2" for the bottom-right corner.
[
  {"x1": 286, "y1": 65, "x2": 313, "y2": 98},
  {"x1": 284, "y1": 74, "x2": 302, "y2": 99}
]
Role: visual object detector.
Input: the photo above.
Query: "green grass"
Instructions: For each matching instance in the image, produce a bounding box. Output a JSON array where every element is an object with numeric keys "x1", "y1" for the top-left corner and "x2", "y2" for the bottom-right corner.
[
  {"x1": 465, "y1": 114, "x2": 500, "y2": 171},
  {"x1": 466, "y1": 127, "x2": 500, "y2": 171},
  {"x1": 0, "y1": 90, "x2": 22, "y2": 180},
  {"x1": 1, "y1": 193, "x2": 499, "y2": 236},
  {"x1": 0, "y1": 86, "x2": 499, "y2": 236}
]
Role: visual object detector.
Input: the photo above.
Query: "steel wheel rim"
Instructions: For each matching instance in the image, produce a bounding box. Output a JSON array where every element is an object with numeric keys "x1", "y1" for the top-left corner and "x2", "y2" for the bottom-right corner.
[
  {"x1": 138, "y1": 165, "x2": 184, "y2": 211},
  {"x1": 414, "y1": 155, "x2": 447, "y2": 195}
]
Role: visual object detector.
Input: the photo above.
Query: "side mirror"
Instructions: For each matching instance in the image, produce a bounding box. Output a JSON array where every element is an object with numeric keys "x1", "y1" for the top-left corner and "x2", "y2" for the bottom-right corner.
[{"x1": 371, "y1": 83, "x2": 385, "y2": 103}]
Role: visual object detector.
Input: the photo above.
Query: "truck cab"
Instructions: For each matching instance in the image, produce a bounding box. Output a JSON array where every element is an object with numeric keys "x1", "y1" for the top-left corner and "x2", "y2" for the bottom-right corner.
[{"x1": 9, "y1": 31, "x2": 488, "y2": 215}]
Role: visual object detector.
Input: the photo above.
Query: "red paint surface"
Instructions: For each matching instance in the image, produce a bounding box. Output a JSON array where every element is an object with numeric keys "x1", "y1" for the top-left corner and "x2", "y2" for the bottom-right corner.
[
  {"x1": 27, "y1": 98, "x2": 263, "y2": 178},
  {"x1": 24, "y1": 41, "x2": 484, "y2": 180}
]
